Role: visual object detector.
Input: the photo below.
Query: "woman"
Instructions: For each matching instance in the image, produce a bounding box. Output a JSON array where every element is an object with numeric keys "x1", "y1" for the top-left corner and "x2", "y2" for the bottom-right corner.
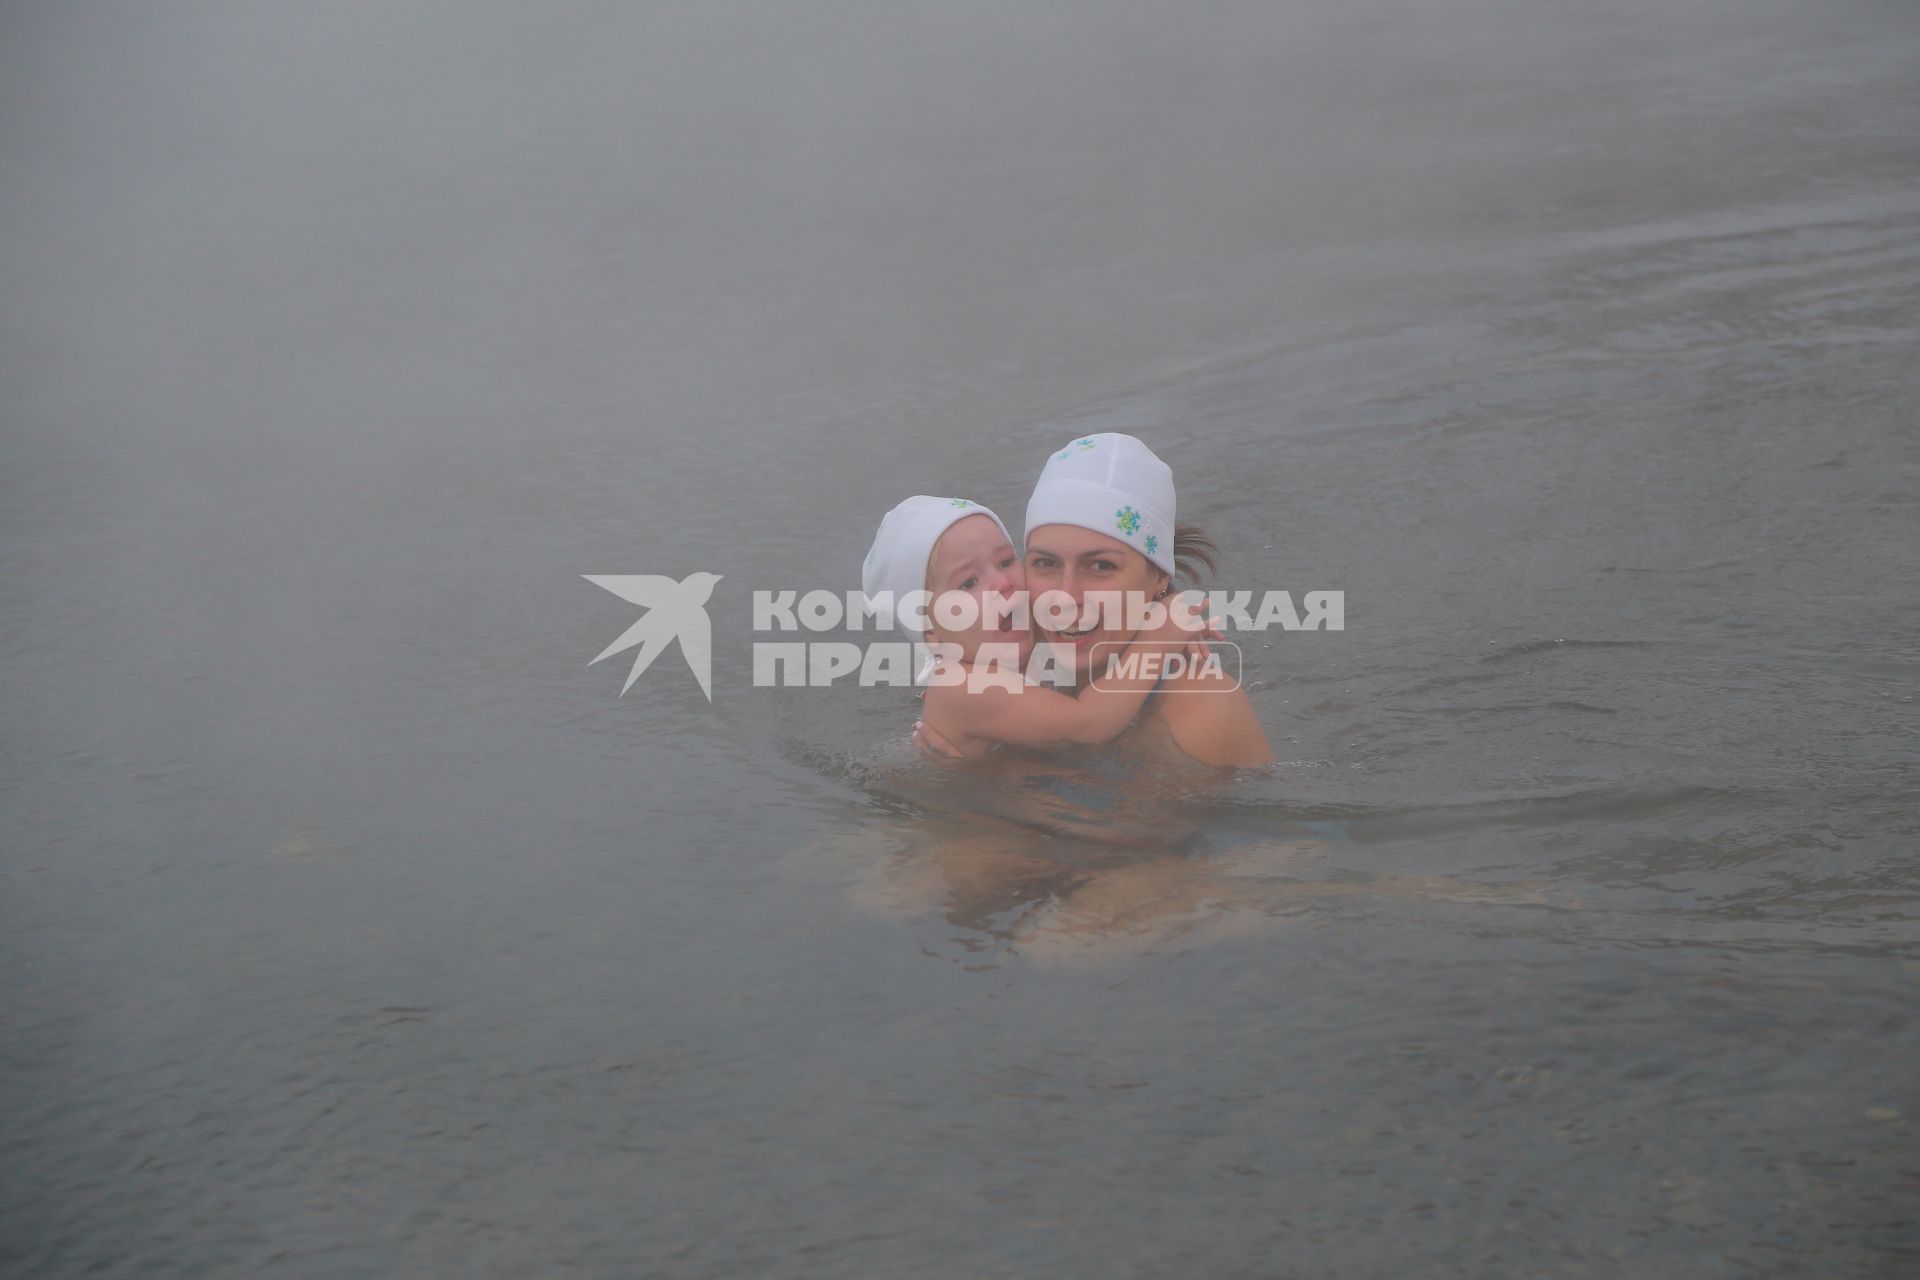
[{"x1": 922, "y1": 432, "x2": 1274, "y2": 769}]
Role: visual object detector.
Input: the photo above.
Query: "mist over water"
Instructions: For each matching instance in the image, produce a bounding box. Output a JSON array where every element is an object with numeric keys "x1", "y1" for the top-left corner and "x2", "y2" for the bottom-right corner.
[{"x1": 4, "y1": 1, "x2": 1916, "y2": 1275}]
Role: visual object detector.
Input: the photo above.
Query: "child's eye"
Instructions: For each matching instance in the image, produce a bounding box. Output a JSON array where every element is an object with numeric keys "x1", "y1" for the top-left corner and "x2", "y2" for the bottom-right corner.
[
  {"x1": 960, "y1": 576, "x2": 978, "y2": 591},
  {"x1": 997, "y1": 556, "x2": 1017, "y2": 569}
]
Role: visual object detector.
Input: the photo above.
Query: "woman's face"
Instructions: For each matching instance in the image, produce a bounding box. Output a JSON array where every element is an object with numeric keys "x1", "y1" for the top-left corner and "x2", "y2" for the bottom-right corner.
[{"x1": 1024, "y1": 523, "x2": 1169, "y2": 678}]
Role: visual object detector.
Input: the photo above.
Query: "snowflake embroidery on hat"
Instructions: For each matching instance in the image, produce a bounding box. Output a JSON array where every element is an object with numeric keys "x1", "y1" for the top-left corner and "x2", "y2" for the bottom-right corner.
[
  {"x1": 1055, "y1": 437, "x2": 1097, "y2": 459},
  {"x1": 1144, "y1": 534, "x2": 1159, "y2": 557},
  {"x1": 949, "y1": 498, "x2": 972, "y2": 508},
  {"x1": 1115, "y1": 506, "x2": 1142, "y2": 536}
]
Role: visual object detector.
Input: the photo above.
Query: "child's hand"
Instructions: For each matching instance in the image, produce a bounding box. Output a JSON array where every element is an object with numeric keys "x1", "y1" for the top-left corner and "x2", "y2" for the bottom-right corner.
[
  {"x1": 1184, "y1": 615, "x2": 1225, "y2": 666},
  {"x1": 1142, "y1": 607, "x2": 1223, "y2": 668}
]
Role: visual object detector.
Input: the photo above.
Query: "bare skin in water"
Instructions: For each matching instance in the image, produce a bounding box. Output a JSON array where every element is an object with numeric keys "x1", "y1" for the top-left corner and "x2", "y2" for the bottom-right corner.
[{"x1": 842, "y1": 710, "x2": 1556, "y2": 966}]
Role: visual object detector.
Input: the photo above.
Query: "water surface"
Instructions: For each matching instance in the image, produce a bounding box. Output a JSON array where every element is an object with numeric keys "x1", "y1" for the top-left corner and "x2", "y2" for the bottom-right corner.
[{"x1": 3, "y1": 1, "x2": 1917, "y2": 1275}]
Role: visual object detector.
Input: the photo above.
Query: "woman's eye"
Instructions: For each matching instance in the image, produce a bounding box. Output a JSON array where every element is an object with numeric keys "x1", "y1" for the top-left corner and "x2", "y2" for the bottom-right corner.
[
  {"x1": 1093, "y1": 560, "x2": 1117, "y2": 572},
  {"x1": 1029, "y1": 557, "x2": 1058, "y2": 571}
]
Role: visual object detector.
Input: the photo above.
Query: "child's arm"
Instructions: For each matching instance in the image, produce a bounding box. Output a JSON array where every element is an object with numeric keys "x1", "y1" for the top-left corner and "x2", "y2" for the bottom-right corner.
[
  {"x1": 944, "y1": 618, "x2": 1191, "y2": 747},
  {"x1": 911, "y1": 613, "x2": 1222, "y2": 757}
]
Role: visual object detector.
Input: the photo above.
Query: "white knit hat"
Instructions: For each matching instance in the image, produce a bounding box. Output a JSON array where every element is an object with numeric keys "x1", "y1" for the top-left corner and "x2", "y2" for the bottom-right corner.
[
  {"x1": 860, "y1": 496, "x2": 1015, "y2": 639},
  {"x1": 1024, "y1": 433, "x2": 1176, "y2": 575}
]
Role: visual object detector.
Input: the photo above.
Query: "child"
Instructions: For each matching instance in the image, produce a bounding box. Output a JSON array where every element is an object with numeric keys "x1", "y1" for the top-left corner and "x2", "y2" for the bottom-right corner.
[{"x1": 861, "y1": 495, "x2": 1201, "y2": 758}]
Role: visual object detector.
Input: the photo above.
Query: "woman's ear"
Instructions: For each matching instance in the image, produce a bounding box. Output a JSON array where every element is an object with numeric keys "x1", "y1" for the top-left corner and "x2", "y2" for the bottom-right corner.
[{"x1": 1150, "y1": 570, "x2": 1173, "y2": 602}]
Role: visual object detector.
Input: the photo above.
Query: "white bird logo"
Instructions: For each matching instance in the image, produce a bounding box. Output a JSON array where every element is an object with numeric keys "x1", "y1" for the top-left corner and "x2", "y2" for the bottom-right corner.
[{"x1": 584, "y1": 572, "x2": 724, "y2": 700}]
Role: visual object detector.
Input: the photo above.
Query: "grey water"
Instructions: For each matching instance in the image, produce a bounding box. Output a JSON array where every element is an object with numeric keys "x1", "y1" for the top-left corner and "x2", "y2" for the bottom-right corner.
[{"x1": 3, "y1": 1, "x2": 1917, "y2": 1275}]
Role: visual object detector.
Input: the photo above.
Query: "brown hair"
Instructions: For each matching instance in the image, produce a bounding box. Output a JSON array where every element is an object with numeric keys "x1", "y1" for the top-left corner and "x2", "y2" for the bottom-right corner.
[{"x1": 1172, "y1": 523, "x2": 1218, "y2": 584}]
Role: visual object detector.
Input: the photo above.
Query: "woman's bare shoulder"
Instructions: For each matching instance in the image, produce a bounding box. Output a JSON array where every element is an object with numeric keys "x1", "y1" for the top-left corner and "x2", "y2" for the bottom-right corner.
[{"x1": 1157, "y1": 670, "x2": 1273, "y2": 767}]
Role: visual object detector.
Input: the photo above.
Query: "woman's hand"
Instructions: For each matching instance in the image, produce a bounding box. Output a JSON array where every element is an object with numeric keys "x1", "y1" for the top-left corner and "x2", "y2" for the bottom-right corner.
[{"x1": 912, "y1": 719, "x2": 965, "y2": 758}]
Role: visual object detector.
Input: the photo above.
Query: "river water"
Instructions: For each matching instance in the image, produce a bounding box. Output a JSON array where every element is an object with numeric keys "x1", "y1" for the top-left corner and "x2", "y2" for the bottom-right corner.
[{"x1": 3, "y1": 1, "x2": 1916, "y2": 1275}]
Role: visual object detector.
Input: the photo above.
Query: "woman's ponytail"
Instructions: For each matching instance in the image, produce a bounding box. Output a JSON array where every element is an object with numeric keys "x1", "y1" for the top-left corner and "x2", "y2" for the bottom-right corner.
[{"x1": 1172, "y1": 523, "x2": 1218, "y2": 585}]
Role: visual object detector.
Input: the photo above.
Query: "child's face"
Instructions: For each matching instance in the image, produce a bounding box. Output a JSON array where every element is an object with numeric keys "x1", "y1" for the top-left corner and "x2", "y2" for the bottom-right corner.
[{"x1": 924, "y1": 514, "x2": 1032, "y2": 664}]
